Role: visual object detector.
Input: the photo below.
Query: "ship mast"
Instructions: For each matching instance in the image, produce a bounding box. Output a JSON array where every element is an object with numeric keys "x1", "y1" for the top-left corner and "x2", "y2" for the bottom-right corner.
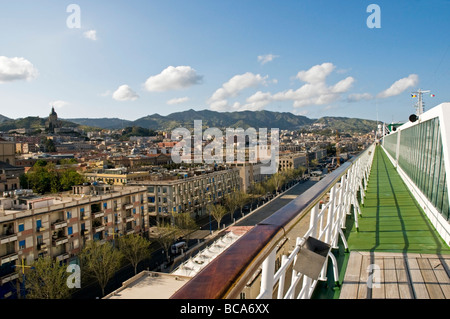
[{"x1": 411, "y1": 89, "x2": 434, "y2": 116}]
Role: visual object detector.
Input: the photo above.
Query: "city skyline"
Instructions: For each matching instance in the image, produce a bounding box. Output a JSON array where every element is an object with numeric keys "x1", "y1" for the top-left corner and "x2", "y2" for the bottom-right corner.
[{"x1": 1, "y1": 1, "x2": 449, "y2": 123}]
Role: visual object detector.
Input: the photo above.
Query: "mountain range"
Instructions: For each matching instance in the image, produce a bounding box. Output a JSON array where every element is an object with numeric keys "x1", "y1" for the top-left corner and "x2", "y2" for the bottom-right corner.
[{"x1": 0, "y1": 109, "x2": 378, "y2": 133}]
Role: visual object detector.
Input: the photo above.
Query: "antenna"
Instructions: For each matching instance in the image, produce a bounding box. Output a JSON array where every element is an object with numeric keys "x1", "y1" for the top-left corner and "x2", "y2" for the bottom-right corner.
[{"x1": 411, "y1": 89, "x2": 435, "y2": 116}]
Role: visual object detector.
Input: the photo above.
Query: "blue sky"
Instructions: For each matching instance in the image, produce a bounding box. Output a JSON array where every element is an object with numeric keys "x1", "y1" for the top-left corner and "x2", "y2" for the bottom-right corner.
[{"x1": 0, "y1": 0, "x2": 449, "y2": 123}]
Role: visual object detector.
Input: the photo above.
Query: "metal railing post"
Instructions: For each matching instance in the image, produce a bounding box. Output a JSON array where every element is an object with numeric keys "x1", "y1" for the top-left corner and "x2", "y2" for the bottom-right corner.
[{"x1": 258, "y1": 249, "x2": 276, "y2": 299}]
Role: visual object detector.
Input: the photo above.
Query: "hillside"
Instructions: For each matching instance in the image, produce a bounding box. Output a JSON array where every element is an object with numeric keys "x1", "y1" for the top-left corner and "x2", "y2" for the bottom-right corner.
[
  {"x1": 314, "y1": 117, "x2": 378, "y2": 133},
  {"x1": 132, "y1": 109, "x2": 314, "y2": 131},
  {"x1": 0, "y1": 116, "x2": 79, "y2": 132},
  {"x1": 0, "y1": 115, "x2": 10, "y2": 123},
  {"x1": 1, "y1": 110, "x2": 378, "y2": 134},
  {"x1": 67, "y1": 117, "x2": 132, "y2": 129}
]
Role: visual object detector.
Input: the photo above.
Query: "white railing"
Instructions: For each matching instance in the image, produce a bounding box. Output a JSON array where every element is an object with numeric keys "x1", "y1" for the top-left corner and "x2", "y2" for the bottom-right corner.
[{"x1": 256, "y1": 144, "x2": 375, "y2": 299}]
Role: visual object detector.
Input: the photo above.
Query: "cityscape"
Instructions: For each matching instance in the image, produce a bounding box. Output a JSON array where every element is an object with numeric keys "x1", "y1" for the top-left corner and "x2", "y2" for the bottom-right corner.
[{"x1": 0, "y1": 0, "x2": 449, "y2": 309}]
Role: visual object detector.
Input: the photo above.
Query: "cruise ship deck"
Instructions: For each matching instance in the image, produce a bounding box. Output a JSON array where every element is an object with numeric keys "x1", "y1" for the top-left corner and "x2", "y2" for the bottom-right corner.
[
  {"x1": 339, "y1": 146, "x2": 450, "y2": 299},
  {"x1": 171, "y1": 103, "x2": 450, "y2": 300}
]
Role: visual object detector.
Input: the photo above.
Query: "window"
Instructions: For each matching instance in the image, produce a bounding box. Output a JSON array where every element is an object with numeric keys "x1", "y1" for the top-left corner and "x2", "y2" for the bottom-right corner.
[
  {"x1": 68, "y1": 226, "x2": 73, "y2": 235},
  {"x1": 67, "y1": 211, "x2": 72, "y2": 219},
  {"x1": 36, "y1": 219, "x2": 42, "y2": 230},
  {"x1": 19, "y1": 240, "x2": 25, "y2": 249},
  {"x1": 103, "y1": 203, "x2": 108, "y2": 209},
  {"x1": 18, "y1": 224, "x2": 24, "y2": 232},
  {"x1": 80, "y1": 208, "x2": 85, "y2": 214}
]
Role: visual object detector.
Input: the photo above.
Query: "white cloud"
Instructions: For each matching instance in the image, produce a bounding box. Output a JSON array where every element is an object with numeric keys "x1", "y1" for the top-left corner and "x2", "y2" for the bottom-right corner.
[
  {"x1": 257, "y1": 54, "x2": 279, "y2": 65},
  {"x1": 144, "y1": 66, "x2": 203, "y2": 92},
  {"x1": 377, "y1": 74, "x2": 419, "y2": 98},
  {"x1": 347, "y1": 93, "x2": 373, "y2": 102},
  {"x1": 0, "y1": 56, "x2": 38, "y2": 83},
  {"x1": 112, "y1": 85, "x2": 139, "y2": 101},
  {"x1": 50, "y1": 100, "x2": 70, "y2": 108},
  {"x1": 296, "y1": 62, "x2": 335, "y2": 84},
  {"x1": 207, "y1": 72, "x2": 268, "y2": 111},
  {"x1": 167, "y1": 97, "x2": 190, "y2": 105},
  {"x1": 268, "y1": 63, "x2": 354, "y2": 109},
  {"x1": 83, "y1": 30, "x2": 97, "y2": 41},
  {"x1": 207, "y1": 63, "x2": 355, "y2": 112}
]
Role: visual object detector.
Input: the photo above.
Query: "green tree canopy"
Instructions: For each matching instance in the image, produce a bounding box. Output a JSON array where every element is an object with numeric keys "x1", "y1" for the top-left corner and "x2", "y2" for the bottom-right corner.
[
  {"x1": 79, "y1": 240, "x2": 122, "y2": 296},
  {"x1": 118, "y1": 234, "x2": 152, "y2": 275},
  {"x1": 23, "y1": 257, "x2": 71, "y2": 299}
]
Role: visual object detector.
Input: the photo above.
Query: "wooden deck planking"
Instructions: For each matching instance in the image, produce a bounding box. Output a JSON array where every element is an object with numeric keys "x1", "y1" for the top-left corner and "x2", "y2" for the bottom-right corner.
[
  {"x1": 417, "y1": 258, "x2": 444, "y2": 299},
  {"x1": 340, "y1": 252, "x2": 450, "y2": 299},
  {"x1": 371, "y1": 256, "x2": 385, "y2": 299},
  {"x1": 407, "y1": 257, "x2": 430, "y2": 299},
  {"x1": 384, "y1": 257, "x2": 400, "y2": 299},
  {"x1": 429, "y1": 258, "x2": 450, "y2": 298},
  {"x1": 395, "y1": 257, "x2": 414, "y2": 299},
  {"x1": 339, "y1": 251, "x2": 362, "y2": 299},
  {"x1": 356, "y1": 254, "x2": 371, "y2": 299}
]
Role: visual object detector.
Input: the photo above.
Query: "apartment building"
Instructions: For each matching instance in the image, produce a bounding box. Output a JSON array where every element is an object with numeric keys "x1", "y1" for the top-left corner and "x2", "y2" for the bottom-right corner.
[
  {"x1": 84, "y1": 168, "x2": 151, "y2": 185},
  {"x1": 0, "y1": 183, "x2": 148, "y2": 298},
  {"x1": 278, "y1": 152, "x2": 308, "y2": 172},
  {"x1": 133, "y1": 168, "x2": 241, "y2": 224},
  {"x1": 0, "y1": 140, "x2": 15, "y2": 166}
]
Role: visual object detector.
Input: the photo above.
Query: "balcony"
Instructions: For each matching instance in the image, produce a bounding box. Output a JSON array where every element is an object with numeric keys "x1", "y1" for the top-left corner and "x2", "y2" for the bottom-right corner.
[
  {"x1": 124, "y1": 215, "x2": 134, "y2": 223},
  {"x1": 94, "y1": 225, "x2": 105, "y2": 233},
  {"x1": 81, "y1": 214, "x2": 90, "y2": 220},
  {"x1": 37, "y1": 243, "x2": 48, "y2": 251},
  {"x1": 0, "y1": 233, "x2": 18, "y2": 245},
  {"x1": 52, "y1": 236, "x2": 68, "y2": 246},
  {"x1": 0, "y1": 272, "x2": 19, "y2": 286},
  {"x1": 0, "y1": 252, "x2": 19, "y2": 266},
  {"x1": 52, "y1": 220, "x2": 68, "y2": 230},
  {"x1": 55, "y1": 253, "x2": 70, "y2": 262},
  {"x1": 92, "y1": 211, "x2": 104, "y2": 219},
  {"x1": 123, "y1": 203, "x2": 134, "y2": 210},
  {"x1": 36, "y1": 226, "x2": 46, "y2": 232},
  {"x1": 81, "y1": 229, "x2": 90, "y2": 236},
  {"x1": 125, "y1": 228, "x2": 135, "y2": 235}
]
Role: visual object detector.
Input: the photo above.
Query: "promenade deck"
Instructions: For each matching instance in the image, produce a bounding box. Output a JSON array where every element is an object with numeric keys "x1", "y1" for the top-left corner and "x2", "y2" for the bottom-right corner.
[{"x1": 340, "y1": 147, "x2": 450, "y2": 299}]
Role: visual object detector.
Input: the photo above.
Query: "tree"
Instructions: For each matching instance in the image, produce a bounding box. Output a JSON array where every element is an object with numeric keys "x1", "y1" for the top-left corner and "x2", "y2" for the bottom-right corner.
[
  {"x1": 22, "y1": 257, "x2": 70, "y2": 299},
  {"x1": 235, "y1": 191, "x2": 250, "y2": 215},
  {"x1": 174, "y1": 212, "x2": 197, "y2": 243},
  {"x1": 152, "y1": 223, "x2": 181, "y2": 262},
  {"x1": 118, "y1": 234, "x2": 152, "y2": 275},
  {"x1": 207, "y1": 204, "x2": 227, "y2": 230},
  {"x1": 79, "y1": 240, "x2": 122, "y2": 296},
  {"x1": 59, "y1": 169, "x2": 85, "y2": 191},
  {"x1": 24, "y1": 162, "x2": 85, "y2": 194},
  {"x1": 224, "y1": 191, "x2": 238, "y2": 221},
  {"x1": 267, "y1": 172, "x2": 286, "y2": 194},
  {"x1": 43, "y1": 138, "x2": 56, "y2": 152}
]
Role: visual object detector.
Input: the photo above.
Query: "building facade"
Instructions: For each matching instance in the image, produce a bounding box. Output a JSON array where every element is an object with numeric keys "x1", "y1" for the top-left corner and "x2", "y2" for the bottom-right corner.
[
  {"x1": 0, "y1": 184, "x2": 148, "y2": 298},
  {"x1": 135, "y1": 168, "x2": 241, "y2": 224}
]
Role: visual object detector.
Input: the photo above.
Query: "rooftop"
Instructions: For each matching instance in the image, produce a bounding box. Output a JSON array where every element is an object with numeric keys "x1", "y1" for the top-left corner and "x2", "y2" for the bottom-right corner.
[{"x1": 103, "y1": 271, "x2": 191, "y2": 299}]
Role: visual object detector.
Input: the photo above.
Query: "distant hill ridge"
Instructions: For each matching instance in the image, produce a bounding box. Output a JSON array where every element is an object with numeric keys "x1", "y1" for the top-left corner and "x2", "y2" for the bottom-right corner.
[{"x1": 0, "y1": 109, "x2": 378, "y2": 133}]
